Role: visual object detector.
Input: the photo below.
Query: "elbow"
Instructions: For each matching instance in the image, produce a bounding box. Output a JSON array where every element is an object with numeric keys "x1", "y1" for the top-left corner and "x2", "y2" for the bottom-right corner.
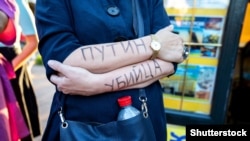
[{"x1": 24, "y1": 35, "x2": 39, "y2": 48}]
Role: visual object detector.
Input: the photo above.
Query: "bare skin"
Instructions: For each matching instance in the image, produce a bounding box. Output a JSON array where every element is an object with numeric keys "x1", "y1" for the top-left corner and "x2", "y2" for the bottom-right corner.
[
  {"x1": 48, "y1": 25, "x2": 185, "y2": 96},
  {"x1": 12, "y1": 34, "x2": 38, "y2": 71},
  {"x1": 0, "y1": 11, "x2": 8, "y2": 32}
]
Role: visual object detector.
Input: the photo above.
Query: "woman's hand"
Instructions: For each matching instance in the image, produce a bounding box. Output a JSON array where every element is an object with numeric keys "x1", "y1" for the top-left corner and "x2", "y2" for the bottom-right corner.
[
  {"x1": 48, "y1": 60, "x2": 102, "y2": 96},
  {"x1": 155, "y1": 25, "x2": 185, "y2": 63}
]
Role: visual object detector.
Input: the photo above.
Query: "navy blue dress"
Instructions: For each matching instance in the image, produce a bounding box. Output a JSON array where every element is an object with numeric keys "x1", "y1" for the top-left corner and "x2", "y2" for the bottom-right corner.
[{"x1": 35, "y1": 0, "x2": 171, "y2": 141}]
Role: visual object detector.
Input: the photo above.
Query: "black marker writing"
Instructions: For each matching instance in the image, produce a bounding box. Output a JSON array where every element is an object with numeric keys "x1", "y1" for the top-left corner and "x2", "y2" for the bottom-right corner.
[
  {"x1": 81, "y1": 39, "x2": 147, "y2": 61},
  {"x1": 105, "y1": 60, "x2": 162, "y2": 91}
]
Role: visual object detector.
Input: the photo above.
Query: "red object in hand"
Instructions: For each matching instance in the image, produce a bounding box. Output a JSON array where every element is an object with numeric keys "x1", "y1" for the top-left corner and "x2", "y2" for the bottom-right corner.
[{"x1": 0, "y1": 18, "x2": 16, "y2": 45}]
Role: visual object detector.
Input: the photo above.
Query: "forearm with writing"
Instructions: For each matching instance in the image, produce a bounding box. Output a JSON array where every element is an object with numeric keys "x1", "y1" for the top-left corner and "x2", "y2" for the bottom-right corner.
[
  {"x1": 94, "y1": 59, "x2": 174, "y2": 94},
  {"x1": 63, "y1": 36, "x2": 153, "y2": 73}
]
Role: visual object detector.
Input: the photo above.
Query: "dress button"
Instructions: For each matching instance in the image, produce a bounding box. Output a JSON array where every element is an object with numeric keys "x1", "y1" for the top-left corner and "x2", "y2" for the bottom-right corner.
[{"x1": 107, "y1": 6, "x2": 120, "y2": 16}]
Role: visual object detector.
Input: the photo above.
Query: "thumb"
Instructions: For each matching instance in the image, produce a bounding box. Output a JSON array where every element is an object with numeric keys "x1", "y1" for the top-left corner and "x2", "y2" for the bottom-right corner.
[{"x1": 48, "y1": 60, "x2": 68, "y2": 75}]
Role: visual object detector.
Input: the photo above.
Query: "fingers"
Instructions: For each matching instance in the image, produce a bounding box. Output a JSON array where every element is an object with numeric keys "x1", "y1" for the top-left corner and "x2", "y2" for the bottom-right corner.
[
  {"x1": 48, "y1": 60, "x2": 70, "y2": 75},
  {"x1": 50, "y1": 74, "x2": 61, "y2": 85},
  {"x1": 48, "y1": 60, "x2": 62, "y2": 71},
  {"x1": 48, "y1": 60, "x2": 77, "y2": 94},
  {"x1": 48, "y1": 60, "x2": 68, "y2": 87},
  {"x1": 165, "y1": 24, "x2": 174, "y2": 31},
  {"x1": 50, "y1": 74, "x2": 70, "y2": 94},
  {"x1": 155, "y1": 24, "x2": 174, "y2": 39}
]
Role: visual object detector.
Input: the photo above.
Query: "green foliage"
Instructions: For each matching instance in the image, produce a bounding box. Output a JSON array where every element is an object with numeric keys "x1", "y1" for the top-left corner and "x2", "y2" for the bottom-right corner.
[{"x1": 35, "y1": 54, "x2": 43, "y2": 65}]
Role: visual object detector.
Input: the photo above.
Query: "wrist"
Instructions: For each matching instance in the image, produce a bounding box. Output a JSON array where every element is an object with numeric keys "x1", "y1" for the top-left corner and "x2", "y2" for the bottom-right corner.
[{"x1": 149, "y1": 34, "x2": 161, "y2": 60}]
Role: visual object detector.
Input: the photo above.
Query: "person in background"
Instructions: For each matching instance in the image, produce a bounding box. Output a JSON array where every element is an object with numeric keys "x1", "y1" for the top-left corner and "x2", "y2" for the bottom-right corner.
[
  {"x1": 0, "y1": 9, "x2": 10, "y2": 33},
  {"x1": 0, "y1": 1, "x2": 29, "y2": 141},
  {"x1": 18, "y1": 0, "x2": 38, "y2": 75},
  {"x1": 28, "y1": 0, "x2": 35, "y2": 14},
  {"x1": 0, "y1": 0, "x2": 16, "y2": 45},
  {"x1": 0, "y1": 0, "x2": 41, "y2": 141},
  {"x1": 35, "y1": 0, "x2": 186, "y2": 140},
  {"x1": 0, "y1": 13, "x2": 7, "y2": 31}
]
